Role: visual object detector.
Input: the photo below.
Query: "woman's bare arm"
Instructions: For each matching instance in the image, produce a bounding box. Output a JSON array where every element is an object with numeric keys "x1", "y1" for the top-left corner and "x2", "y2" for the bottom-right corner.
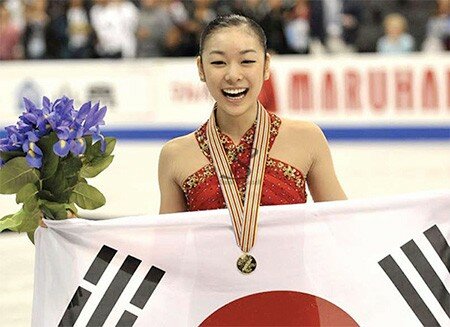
[
  {"x1": 158, "y1": 141, "x2": 188, "y2": 214},
  {"x1": 306, "y1": 124, "x2": 347, "y2": 202}
]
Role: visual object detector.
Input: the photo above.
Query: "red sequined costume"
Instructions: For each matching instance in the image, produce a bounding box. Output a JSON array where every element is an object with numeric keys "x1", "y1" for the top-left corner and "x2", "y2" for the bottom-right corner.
[{"x1": 182, "y1": 112, "x2": 307, "y2": 211}]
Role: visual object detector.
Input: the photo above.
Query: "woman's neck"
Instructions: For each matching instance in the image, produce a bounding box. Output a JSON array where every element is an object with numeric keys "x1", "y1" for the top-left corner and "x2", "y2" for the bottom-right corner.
[{"x1": 215, "y1": 103, "x2": 258, "y2": 144}]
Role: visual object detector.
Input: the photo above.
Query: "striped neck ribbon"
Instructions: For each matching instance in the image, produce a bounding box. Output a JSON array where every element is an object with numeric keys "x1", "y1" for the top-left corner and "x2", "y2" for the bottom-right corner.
[{"x1": 206, "y1": 102, "x2": 271, "y2": 253}]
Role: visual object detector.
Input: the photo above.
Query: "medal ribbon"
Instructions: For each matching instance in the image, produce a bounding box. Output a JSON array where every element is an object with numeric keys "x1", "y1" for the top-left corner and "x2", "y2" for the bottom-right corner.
[{"x1": 206, "y1": 102, "x2": 270, "y2": 252}]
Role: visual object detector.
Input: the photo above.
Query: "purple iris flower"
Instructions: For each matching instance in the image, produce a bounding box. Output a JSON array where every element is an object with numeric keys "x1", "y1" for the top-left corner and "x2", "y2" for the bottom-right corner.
[
  {"x1": 0, "y1": 137, "x2": 13, "y2": 152},
  {"x1": 75, "y1": 101, "x2": 92, "y2": 124},
  {"x1": 0, "y1": 96, "x2": 108, "y2": 169},
  {"x1": 3, "y1": 126, "x2": 24, "y2": 151},
  {"x1": 70, "y1": 137, "x2": 87, "y2": 156},
  {"x1": 17, "y1": 120, "x2": 33, "y2": 134},
  {"x1": 69, "y1": 122, "x2": 87, "y2": 155},
  {"x1": 92, "y1": 127, "x2": 106, "y2": 152},
  {"x1": 53, "y1": 125, "x2": 72, "y2": 157},
  {"x1": 53, "y1": 121, "x2": 87, "y2": 157},
  {"x1": 22, "y1": 132, "x2": 43, "y2": 168},
  {"x1": 53, "y1": 97, "x2": 74, "y2": 122},
  {"x1": 83, "y1": 102, "x2": 107, "y2": 151}
]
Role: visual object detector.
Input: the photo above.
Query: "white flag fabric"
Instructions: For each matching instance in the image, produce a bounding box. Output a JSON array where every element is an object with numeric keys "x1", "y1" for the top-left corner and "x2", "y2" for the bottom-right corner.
[{"x1": 32, "y1": 191, "x2": 450, "y2": 326}]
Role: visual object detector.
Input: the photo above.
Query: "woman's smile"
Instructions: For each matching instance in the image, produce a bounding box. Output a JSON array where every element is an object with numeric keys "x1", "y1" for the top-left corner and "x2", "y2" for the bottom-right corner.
[{"x1": 221, "y1": 88, "x2": 250, "y2": 102}]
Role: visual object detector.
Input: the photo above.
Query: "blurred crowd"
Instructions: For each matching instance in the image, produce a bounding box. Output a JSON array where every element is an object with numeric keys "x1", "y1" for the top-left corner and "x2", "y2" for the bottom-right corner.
[{"x1": 0, "y1": 0, "x2": 448, "y2": 61}]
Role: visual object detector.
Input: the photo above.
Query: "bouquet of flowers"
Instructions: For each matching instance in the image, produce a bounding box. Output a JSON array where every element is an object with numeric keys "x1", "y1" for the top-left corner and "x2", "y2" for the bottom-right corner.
[{"x1": 0, "y1": 96, "x2": 116, "y2": 242}]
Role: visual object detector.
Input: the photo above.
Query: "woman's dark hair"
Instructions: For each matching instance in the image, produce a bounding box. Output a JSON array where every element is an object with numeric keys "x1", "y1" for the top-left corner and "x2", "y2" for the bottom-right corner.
[{"x1": 199, "y1": 14, "x2": 267, "y2": 56}]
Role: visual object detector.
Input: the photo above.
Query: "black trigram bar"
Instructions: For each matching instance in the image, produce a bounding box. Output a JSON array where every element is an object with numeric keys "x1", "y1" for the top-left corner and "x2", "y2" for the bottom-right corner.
[
  {"x1": 58, "y1": 245, "x2": 116, "y2": 326},
  {"x1": 401, "y1": 240, "x2": 450, "y2": 318},
  {"x1": 84, "y1": 245, "x2": 117, "y2": 285},
  {"x1": 116, "y1": 311, "x2": 138, "y2": 326},
  {"x1": 87, "y1": 255, "x2": 141, "y2": 326},
  {"x1": 379, "y1": 255, "x2": 440, "y2": 326},
  {"x1": 424, "y1": 225, "x2": 450, "y2": 273},
  {"x1": 130, "y1": 266, "x2": 165, "y2": 309},
  {"x1": 58, "y1": 287, "x2": 91, "y2": 327}
]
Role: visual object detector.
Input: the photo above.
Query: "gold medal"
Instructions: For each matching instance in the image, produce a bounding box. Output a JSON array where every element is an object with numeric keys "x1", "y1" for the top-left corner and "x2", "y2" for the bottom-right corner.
[{"x1": 237, "y1": 253, "x2": 257, "y2": 274}]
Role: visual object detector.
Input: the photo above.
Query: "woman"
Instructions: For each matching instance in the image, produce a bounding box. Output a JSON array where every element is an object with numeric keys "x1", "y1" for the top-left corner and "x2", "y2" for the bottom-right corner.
[{"x1": 159, "y1": 14, "x2": 346, "y2": 214}]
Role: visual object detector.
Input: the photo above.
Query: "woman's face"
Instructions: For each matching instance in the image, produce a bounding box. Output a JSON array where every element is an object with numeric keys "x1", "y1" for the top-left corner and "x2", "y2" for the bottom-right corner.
[{"x1": 197, "y1": 25, "x2": 270, "y2": 117}]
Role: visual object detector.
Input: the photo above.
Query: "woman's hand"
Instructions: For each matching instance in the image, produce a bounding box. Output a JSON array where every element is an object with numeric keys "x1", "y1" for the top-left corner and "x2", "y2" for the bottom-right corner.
[{"x1": 39, "y1": 210, "x2": 77, "y2": 228}]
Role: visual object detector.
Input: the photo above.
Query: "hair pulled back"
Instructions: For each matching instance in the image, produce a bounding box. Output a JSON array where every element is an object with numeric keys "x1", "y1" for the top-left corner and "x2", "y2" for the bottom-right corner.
[{"x1": 199, "y1": 14, "x2": 267, "y2": 56}]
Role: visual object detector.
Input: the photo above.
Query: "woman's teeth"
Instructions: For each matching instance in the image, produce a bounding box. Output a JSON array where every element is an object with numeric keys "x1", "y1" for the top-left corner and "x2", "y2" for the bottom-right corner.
[{"x1": 222, "y1": 88, "x2": 248, "y2": 99}]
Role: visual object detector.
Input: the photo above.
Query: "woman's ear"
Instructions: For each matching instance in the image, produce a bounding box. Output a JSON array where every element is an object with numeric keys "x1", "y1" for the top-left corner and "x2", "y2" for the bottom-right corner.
[
  {"x1": 263, "y1": 53, "x2": 271, "y2": 81},
  {"x1": 196, "y1": 56, "x2": 205, "y2": 82}
]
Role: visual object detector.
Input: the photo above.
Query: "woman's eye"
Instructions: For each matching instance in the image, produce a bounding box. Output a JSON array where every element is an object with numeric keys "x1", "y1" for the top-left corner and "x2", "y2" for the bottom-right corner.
[
  {"x1": 211, "y1": 61, "x2": 225, "y2": 65},
  {"x1": 242, "y1": 60, "x2": 256, "y2": 64}
]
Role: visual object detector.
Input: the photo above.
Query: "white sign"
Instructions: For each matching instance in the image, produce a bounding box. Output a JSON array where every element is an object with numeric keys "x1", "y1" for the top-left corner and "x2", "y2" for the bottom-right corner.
[{"x1": 1, "y1": 54, "x2": 449, "y2": 128}]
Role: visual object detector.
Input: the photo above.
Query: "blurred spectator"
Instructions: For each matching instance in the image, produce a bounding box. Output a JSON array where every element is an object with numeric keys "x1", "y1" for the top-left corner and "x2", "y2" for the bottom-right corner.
[
  {"x1": 164, "y1": 0, "x2": 215, "y2": 57},
  {"x1": 260, "y1": 0, "x2": 290, "y2": 54},
  {"x1": 46, "y1": 0, "x2": 69, "y2": 59},
  {"x1": 90, "y1": 0, "x2": 138, "y2": 59},
  {"x1": 0, "y1": 2, "x2": 22, "y2": 60},
  {"x1": 423, "y1": 0, "x2": 450, "y2": 51},
  {"x1": 116, "y1": 0, "x2": 139, "y2": 58},
  {"x1": 284, "y1": 0, "x2": 310, "y2": 54},
  {"x1": 3, "y1": 0, "x2": 448, "y2": 59},
  {"x1": 341, "y1": 0, "x2": 363, "y2": 51},
  {"x1": 163, "y1": 0, "x2": 197, "y2": 56},
  {"x1": 309, "y1": 0, "x2": 361, "y2": 54},
  {"x1": 377, "y1": 13, "x2": 415, "y2": 53},
  {"x1": 185, "y1": 0, "x2": 216, "y2": 54},
  {"x1": 4, "y1": 0, "x2": 25, "y2": 31},
  {"x1": 67, "y1": 0, "x2": 93, "y2": 59},
  {"x1": 214, "y1": 0, "x2": 234, "y2": 16},
  {"x1": 23, "y1": 0, "x2": 49, "y2": 59},
  {"x1": 353, "y1": 1, "x2": 385, "y2": 53},
  {"x1": 167, "y1": 0, "x2": 189, "y2": 27},
  {"x1": 136, "y1": 0, "x2": 172, "y2": 57},
  {"x1": 232, "y1": 0, "x2": 268, "y2": 23},
  {"x1": 309, "y1": 0, "x2": 340, "y2": 53}
]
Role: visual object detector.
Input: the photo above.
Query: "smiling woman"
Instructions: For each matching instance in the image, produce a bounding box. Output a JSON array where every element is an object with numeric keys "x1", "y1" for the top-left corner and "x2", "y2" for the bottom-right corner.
[{"x1": 158, "y1": 14, "x2": 347, "y2": 215}]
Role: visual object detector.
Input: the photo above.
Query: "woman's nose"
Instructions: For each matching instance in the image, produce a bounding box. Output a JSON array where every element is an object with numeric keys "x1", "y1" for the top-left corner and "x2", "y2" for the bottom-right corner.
[{"x1": 225, "y1": 64, "x2": 243, "y2": 83}]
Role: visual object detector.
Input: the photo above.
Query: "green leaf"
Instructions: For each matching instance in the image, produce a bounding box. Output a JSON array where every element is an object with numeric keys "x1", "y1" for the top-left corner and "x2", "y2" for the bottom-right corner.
[
  {"x1": 0, "y1": 214, "x2": 19, "y2": 232},
  {"x1": 14, "y1": 207, "x2": 40, "y2": 233},
  {"x1": 0, "y1": 150, "x2": 25, "y2": 163},
  {"x1": 70, "y1": 182, "x2": 106, "y2": 209},
  {"x1": 0, "y1": 157, "x2": 40, "y2": 194},
  {"x1": 16, "y1": 183, "x2": 39, "y2": 212},
  {"x1": 84, "y1": 135, "x2": 93, "y2": 148},
  {"x1": 104, "y1": 137, "x2": 116, "y2": 156},
  {"x1": 0, "y1": 208, "x2": 40, "y2": 233},
  {"x1": 37, "y1": 132, "x2": 59, "y2": 180},
  {"x1": 80, "y1": 155, "x2": 114, "y2": 178},
  {"x1": 84, "y1": 137, "x2": 101, "y2": 161},
  {"x1": 39, "y1": 200, "x2": 67, "y2": 220},
  {"x1": 61, "y1": 156, "x2": 82, "y2": 178},
  {"x1": 42, "y1": 168, "x2": 68, "y2": 202},
  {"x1": 27, "y1": 231, "x2": 35, "y2": 244},
  {"x1": 38, "y1": 189, "x2": 57, "y2": 202},
  {"x1": 83, "y1": 137, "x2": 115, "y2": 161},
  {"x1": 66, "y1": 175, "x2": 78, "y2": 188}
]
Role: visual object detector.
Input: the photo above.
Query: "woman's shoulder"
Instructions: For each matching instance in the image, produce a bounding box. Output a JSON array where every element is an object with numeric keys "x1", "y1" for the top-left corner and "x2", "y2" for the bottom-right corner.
[
  {"x1": 279, "y1": 116, "x2": 324, "y2": 137},
  {"x1": 159, "y1": 130, "x2": 210, "y2": 187},
  {"x1": 159, "y1": 131, "x2": 198, "y2": 160},
  {"x1": 277, "y1": 116, "x2": 328, "y2": 155}
]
